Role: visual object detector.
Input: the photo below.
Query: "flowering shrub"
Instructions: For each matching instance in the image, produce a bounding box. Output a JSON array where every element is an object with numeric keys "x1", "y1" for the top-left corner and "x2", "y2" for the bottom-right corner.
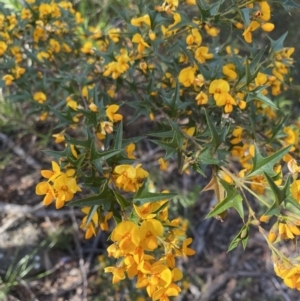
[{"x1": 2, "y1": 0, "x2": 300, "y2": 298}]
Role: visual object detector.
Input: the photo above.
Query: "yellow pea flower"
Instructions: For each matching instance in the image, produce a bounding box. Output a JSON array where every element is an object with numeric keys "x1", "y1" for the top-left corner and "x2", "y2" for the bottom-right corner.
[
  {"x1": 0, "y1": 41, "x2": 8, "y2": 56},
  {"x1": 33, "y1": 92, "x2": 47, "y2": 103},
  {"x1": 258, "y1": 1, "x2": 271, "y2": 21},
  {"x1": 279, "y1": 222, "x2": 300, "y2": 240},
  {"x1": 111, "y1": 221, "x2": 140, "y2": 253},
  {"x1": 181, "y1": 238, "x2": 196, "y2": 257},
  {"x1": 242, "y1": 21, "x2": 260, "y2": 43},
  {"x1": 283, "y1": 127, "x2": 298, "y2": 146},
  {"x1": 178, "y1": 66, "x2": 195, "y2": 87},
  {"x1": 81, "y1": 41, "x2": 94, "y2": 54},
  {"x1": 209, "y1": 79, "x2": 230, "y2": 98},
  {"x1": 194, "y1": 46, "x2": 213, "y2": 63},
  {"x1": 113, "y1": 164, "x2": 149, "y2": 192},
  {"x1": 104, "y1": 266, "x2": 126, "y2": 284},
  {"x1": 125, "y1": 143, "x2": 137, "y2": 159},
  {"x1": 100, "y1": 121, "x2": 113, "y2": 135},
  {"x1": 107, "y1": 28, "x2": 121, "y2": 43},
  {"x1": 2, "y1": 75, "x2": 14, "y2": 86},
  {"x1": 106, "y1": 104, "x2": 123, "y2": 122},
  {"x1": 255, "y1": 72, "x2": 268, "y2": 86},
  {"x1": 204, "y1": 24, "x2": 220, "y2": 37},
  {"x1": 222, "y1": 63, "x2": 237, "y2": 80},
  {"x1": 158, "y1": 158, "x2": 168, "y2": 171},
  {"x1": 80, "y1": 207, "x2": 99, "y2": 239},
  {"x1": 133, "y1": 203, "x2": 158, "y2": 220},
  {"x1": 100, "y1": 212, "x2": 113, "y2": 231},
  {"x1": 37, "y1": 51, "x2": 50, "y2": 62},
  {"x1": 89, "y1": 102, "x2": 98, "y2": 112},
  {"x1": 291, "y1": 180, "x2": 300, "y2": 203},
  {"x1": 49, "y1": 39, "x2": 61, "y2": 53},
  {"x1": 66, "y1": 96, "x2": 78, "y2": 110},
  {"x1": 132, "y1": 33, "x2": 150, "y2": 53},
  {"x1": 152, "y1": 283, "x2": 181, "y2": 300},
  {"x1": 39, "y1": 3, "x2": 52, "y2": 18},
  {"x1": 140, "y1": 219, "x2": 164, "y2": 250},
  {"x1": 36, "y1": 181, "x2": 55, "y2": 206},
  {"x1": 52, "y1": 173, "x2": 81, "y2": 209},
  {"x1": 195, "y1": 91, "x2": 208, "y2": 105},
  {"x1": 186, "y1": 28, "x2": 202, "y2": 46},
  {"x1": 230, "y1": 126, "x2": 243, "y2": 144},
  {"x1": 52, "y1": 132, "x2": 65, "y2": 143},
  {"x1": 261, "y1": 23, "x2": 274, "y2": 32},
  {"x1": 131, "y1": 14, "x2": 151, "y2": 27},
  {"x1": 21, "y1": 8, "x2": 32, "y2": 20}
]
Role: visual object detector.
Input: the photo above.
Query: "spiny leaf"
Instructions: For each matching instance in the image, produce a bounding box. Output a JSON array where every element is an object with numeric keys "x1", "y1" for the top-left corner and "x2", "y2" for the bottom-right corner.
[
  {"x1": 68, "y1": 184, "x2": 114, "y2": 210},
  {"x1": 205, "y1": 110, "x2": 228, "y2": 152},
  {"x1": 133, "y1": 181, "x2": 177, "y2": 205},
  {"x1": 206, "y1": 179, "x2": 244, "y2": 220},
  {"x1": 247, "y1": 145, "x2": 292, "y2": 177}
]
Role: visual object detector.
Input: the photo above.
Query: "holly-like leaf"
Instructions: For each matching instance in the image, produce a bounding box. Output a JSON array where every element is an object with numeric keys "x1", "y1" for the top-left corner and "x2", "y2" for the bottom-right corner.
[
  {"x1": 206, "y1": 179, "x2": 244, "y2": 220},
  {"x1": 268, "y1": 32, "x2": 288, "y2": 53},
  {"x1": 265, "y1": 173, "x2": 291, "y2": 206},
  {"x1": 150, "y1": 120, "x2": 184, "y2": 159},
  {"x1": 205, "y1": 110, "x2": 229, "y2": 152},
  {"x1": 247, "y1": 145, "x2": 292, "y2": 177},
  {"x1": 133, "y1": 181, "x2": 177, "y2": 206},
  {"x1": 113, "y1": 191, "x2": 131, "y2": 210},
  {"x1": 280, "y1": 0, "x2": 300, "y2": 12},
  {"x1": 240, "y1": 8, "x2": 251, "y2": 26},
  {"x1": 67, "y1": 184, "x2": 114, "y2": 210},
  {"x1": 197, "y1": 147, "x2": 220, "y2": 165},
  {"x1": 246, "y1": 90, "x2": 278, "y2": 110}
]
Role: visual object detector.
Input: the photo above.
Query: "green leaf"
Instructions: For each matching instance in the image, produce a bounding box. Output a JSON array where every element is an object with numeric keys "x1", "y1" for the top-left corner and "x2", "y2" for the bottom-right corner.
[
  {"x1": 150, "y1": 120, "x2": 184, "y2": 159},
  {"x1": 42, "y1": 149, "x2": 68, "y2": 160},
  {"x1": 67, "y1": 184, "x2": 114, "y2": 210},
  {"x1": 197, "y1": 148, "x2": 220, "y2": 165},
  {"x1": 133, "y1": 181, "x2": 177, "y2": 206},
  {"x1": 65, "y1": 134, "x2": 92, "y2": 148},
  {"x1": 150, "y1": 139, "x2": 178, "y2": 159},
  {"x1": 196, "y1": 0, "x2": 211, "y2": 21},
  {"x1": 266, "y1": 114, "x2": 289, "y2": 144},
  {"x1": 85, "y1": 206, "x2": 99, "y2": 227},
  {"x1": 265, "y1": 173, "x2": 291, "y2": 206},
  {"x1": 228, "y1": 225, "x2": 249, "y2": 252},
  {"x1": 246, "y1": 90, "x2": 278, "y2": 110},
  {"x1": 247, "y1": 145, "x2": 292, "y2": 177},
  {"x1": 113, "y1": 191, "x2": 131, "y2": 210},
  {"x1": 206, "y1": 180, "x2": 244, "y2": 220},
  {"x1": 90, "y1": 147, "x2": 121, "y2": 161},
  {"x1": 240, "y1": 8, "x2": 251, "y2": 26},
  {"x1": 160, "y1": 80, "x2": 190, "y2": 116},
  {"x1": 268, "y1": 32, "x2": 288, "y2": 53},
  {"x1": 263, "y1": 174, "x2": 291, "y2": 216},
  {"x1": 205, "y1": 110, "x2": 229, "y2": 152},
  {"x1": 113, "y1": 121, "x2": 123, "y2": 151},
  {"x1": 280, "y1": 0, "x2": 300, "y2": 12}
]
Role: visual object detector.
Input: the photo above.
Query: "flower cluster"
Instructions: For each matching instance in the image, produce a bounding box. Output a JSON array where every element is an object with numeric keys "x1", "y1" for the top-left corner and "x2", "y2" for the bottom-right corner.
[
  {"x1": 274, "y1": 260, "x2": 300, "y2": 290},
  {"x1": 105, "y1": 200, "x2": 195, "y2": 300},
  {"x1": 36, "y1": 161, "x2": 81, "y2": 209},
  {"x1": 2, "y1": 0, "x2": 300, "y2": 297}
]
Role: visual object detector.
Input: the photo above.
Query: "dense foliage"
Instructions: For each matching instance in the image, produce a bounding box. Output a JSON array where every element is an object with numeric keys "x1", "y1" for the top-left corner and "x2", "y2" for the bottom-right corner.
[{"x1": 2, "y1": 0, "x2": 300, "y2": 298}]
